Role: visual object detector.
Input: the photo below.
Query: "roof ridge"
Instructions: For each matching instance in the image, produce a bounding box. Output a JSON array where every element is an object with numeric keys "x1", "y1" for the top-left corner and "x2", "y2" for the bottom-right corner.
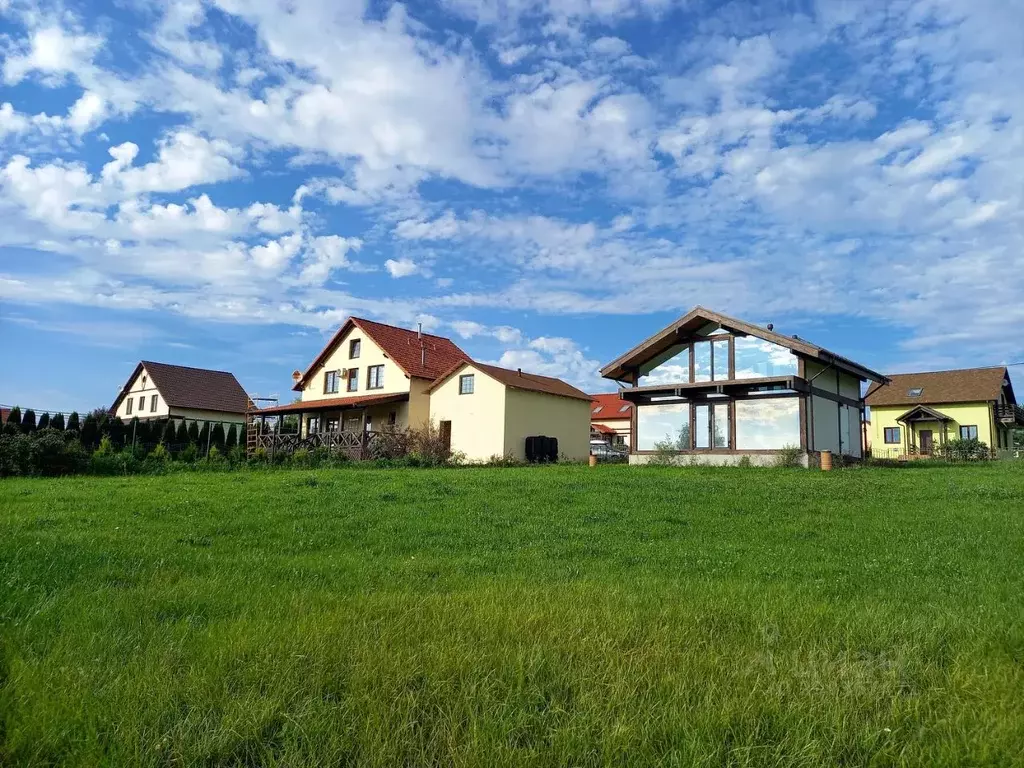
[
  {"x1": 142, "y1": 360, "x2": 236, "y2": 376},
  {"x1": 883, "y1": 365, "x2": 1007, "y2": 376},
  {"x1": 351, "y1": 316, "x2": 454, "y2": 342}
]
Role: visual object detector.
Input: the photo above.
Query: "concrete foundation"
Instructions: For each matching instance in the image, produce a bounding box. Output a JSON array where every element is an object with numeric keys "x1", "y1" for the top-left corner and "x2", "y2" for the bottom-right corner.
[{"x1": 628, "y1": 452, "x2": 810, "y2": 468}]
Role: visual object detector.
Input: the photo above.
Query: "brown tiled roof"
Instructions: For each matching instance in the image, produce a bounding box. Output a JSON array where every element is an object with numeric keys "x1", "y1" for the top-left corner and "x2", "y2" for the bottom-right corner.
[
  {"x1": 295, "y1": 317, "x2": 471, "y2": 390},
  {"x1": 865, "y1": 367, "x2": 1009, "y2": 407},
  {"x1": 600, "y1": 306, "x2": 887, "y2": 383},
  {"x1": 112, "y1": 361, "x2": 250, "y2": 415},
  {"x1": 590, "y1": 393, "x2": 632, "y2": 421},
  {"x1": 0, "y1": 407, "x2": 9, "y2": 425},
  {"x1": 254, "y1": 392, "x2": 409, "y2": 415},
  {"x1": 427, "y1": 361, "x2": 592, "y2": 402},
  {"x1": 592, "y1": 423, "x2": 617, "y2": 435}
]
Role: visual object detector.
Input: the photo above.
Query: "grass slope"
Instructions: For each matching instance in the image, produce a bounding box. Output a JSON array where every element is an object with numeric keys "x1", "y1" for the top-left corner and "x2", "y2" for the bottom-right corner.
[{"x1": 2, "y1": 464, "x2": 1024, "y2": 766}]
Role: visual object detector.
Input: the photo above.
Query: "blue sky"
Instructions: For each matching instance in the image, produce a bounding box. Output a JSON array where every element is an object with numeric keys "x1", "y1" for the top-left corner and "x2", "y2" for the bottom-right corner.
[{"x1": 1, "y1": 0, "x2": 1021, "y2": 413}]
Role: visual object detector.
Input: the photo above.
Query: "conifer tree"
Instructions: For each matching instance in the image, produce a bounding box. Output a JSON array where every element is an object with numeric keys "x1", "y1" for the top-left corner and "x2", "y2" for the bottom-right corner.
[
  {"x1": 211, "y1": 423, "x2": 226, "y2": 450},
  {"x1": 4, "y1": 406, "x2": 21, "y2": 435},
  {"x1": 225, "y1": 424, "x2": 238, "y2": 449},
  {"x1": 81, "y1": 415, "x2": 99, "y2": 448},
  {"x1": 161, "y1": 420, "x2": 177, "y2": 445},
  {"x1": 37, "y1": 413, "x2": 50, "y2": 430},
  {"x1": 187, "y1": 421, "x2": 200, "y2": 444},
  {"x1": 51, "y1": 413, "x2": 65, "y2": 431},
  {"x1": 67, "y1": 411, "x2": 80, "y2": 433},
  {"x1": 21, "y1": 409, "x2": 37, "y2": 433}
]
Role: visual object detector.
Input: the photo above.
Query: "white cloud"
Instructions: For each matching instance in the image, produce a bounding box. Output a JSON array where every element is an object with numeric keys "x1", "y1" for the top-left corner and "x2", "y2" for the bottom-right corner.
[
  {"x1": 2, "y1": 25, "x2": 102, "y2": 84},
  {"x1": 384, "y1": 258, "x2": 420, "y2": 278},
  {"x1": 66, "y1": 91, "x2": 107, "y2": 133}
]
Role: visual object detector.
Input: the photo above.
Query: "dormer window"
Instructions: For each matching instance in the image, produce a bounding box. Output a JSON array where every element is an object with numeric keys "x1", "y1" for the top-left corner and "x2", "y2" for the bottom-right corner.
[
  {"x1": 619, "y1": 405, "x2": 630, "y2": 413},
  {"x1": 593, "y1": 406, "x2": 603, "y2": 414},
  {"x1": 908, "y1": 387, "x2": 923, "y2": 397}
]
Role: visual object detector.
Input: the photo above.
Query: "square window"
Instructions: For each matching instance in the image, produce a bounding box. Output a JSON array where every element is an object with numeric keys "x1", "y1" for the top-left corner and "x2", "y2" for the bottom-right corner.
[
  {"x1": 459, "y1": 374, "x2": 474, "y2": 395},
  {"x1": 884, "y1": 427, "x2": 901, "y2": 444},
  {"x1": 347, "y1": 368, "x2": 359, "y2": 392},
  {"x1": 367, "y1": 365, "x2": 384, "y2": 389},
  {"x1": 349, "y1": 339, "x2": 361, "y2": 359},
  {"x1": 960, "y1": 425, "x2": 978, "y2": 440}
]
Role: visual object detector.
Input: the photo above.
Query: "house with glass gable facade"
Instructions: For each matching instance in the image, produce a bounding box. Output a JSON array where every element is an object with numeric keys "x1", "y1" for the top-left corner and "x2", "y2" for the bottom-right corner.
[{"x1": 599, "y1": 307, "x2": 888, "y2": 466}]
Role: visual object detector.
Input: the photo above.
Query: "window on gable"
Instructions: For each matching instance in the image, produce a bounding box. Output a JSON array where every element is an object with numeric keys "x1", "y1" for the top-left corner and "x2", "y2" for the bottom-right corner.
[
  {"x1": 459, "y1": 374, "x2": 474, "y2": 395},
  {"x1": 960, "y1": 425, "x2": 978, "y2": 440},
  {"x1": 126, "y1": 398, "x2": 133, "y2": 415},
  {"x1": 884, "y1": 427, "x2": 901, "y2": 444},
  {"x1": 908, "y1": 387, "x2": 923, "y2": 397},
  {"x1": 349, "y1": 339, "x2": 361, "y2": 359},
  {"x1": 150, "y1": 395, "x2": 158, "y2": 412},
  {"x1": 138, "y1": 397, "x2": 145, "y2": 412},
  {"x1": 324, "y1": 370, "x2": 340, "y2": 394}
]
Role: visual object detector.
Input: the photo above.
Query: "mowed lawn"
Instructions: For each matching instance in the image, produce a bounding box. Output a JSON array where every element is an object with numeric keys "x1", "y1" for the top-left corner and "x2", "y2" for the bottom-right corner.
[{"x1": 2, "y1": 464, "x2": 1024, "y2": 767}]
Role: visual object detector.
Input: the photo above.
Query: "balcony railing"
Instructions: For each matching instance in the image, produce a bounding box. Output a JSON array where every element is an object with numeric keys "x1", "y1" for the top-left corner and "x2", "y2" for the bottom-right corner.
[
  {"x1": 251, "y1": 429, "x2": 409, "y2": 461},
  {"x1": 995, "y1": 404, "x2": 1024, "y2": 425}
]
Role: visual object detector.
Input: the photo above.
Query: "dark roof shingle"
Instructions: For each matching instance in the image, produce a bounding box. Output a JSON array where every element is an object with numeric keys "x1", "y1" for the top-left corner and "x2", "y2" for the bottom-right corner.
[
  {"x1": 865, "y1": 367, "x2": 1008, "y2": 407},
  {"x1": 113, "y1": 361, "x2": 250, "y2": 414}
]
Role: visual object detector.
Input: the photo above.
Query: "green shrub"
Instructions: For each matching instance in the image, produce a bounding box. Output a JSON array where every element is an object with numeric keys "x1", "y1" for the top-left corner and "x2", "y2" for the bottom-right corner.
[
  {"x1": 939, "y1": 437, "x2": 989, "y2": 462},
  {"x1": 37, "y1": 413, "x2": 50, "y2": 430},
  {"x1": 21, "y1": 409, "x2": 37, "y2": 433},
  {"x1": 774, "y1": 445, "x2": 805, "y2": 468},
  {"x1": 179, "y1": 444, "x2": 199, "y2": 463},
  {"x1": 66, "y1": 411, "x2": 80, "y2": 433},
  {"x1": 50, "y1": 412, "x2": 65, "y2": 432},
  {"x1": 0, "y1": 433, "x2": 32, "y2": 476},
  {"x1": 736, "y1": 455, "x2": 753, "y2": 468},
  {"x1": 4, "y1": 406, "x2": 22, "y2": 436},
  {"x1": 28, "y1": 429, "x2": 89, "y2": 476}
]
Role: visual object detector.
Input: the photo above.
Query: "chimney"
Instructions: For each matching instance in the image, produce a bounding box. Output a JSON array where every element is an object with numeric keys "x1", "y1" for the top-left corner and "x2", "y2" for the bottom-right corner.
[
  {"x1": 291, "y1": 370, "x2": 302, "y2": 384},
  {"x1": 517, "y1": 368, "x2": 522, "y2": 377},
  {"x1": 419, "y1": 323, "x2": 426, "y2": 368}
]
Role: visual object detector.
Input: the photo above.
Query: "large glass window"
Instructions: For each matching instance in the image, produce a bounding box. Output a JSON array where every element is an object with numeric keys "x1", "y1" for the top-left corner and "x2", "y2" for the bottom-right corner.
[
  {"x1": 639, "y1": 344, "x2": 690, "y2": 385},
  {"x1": 694, "y1": 404, "x2": 710, "y2": 448},
  {"x1": 712, "y1": 339, "x2": 730, "y2": 380},
  {"x1": 693, "y1": 342, "x2": 712, "y2": 383},
  {"x1": 713, "y1": 403, "x2": 730, "y2": 448},
  {"x1": 735, "y1": 399, "x2": 801, "y2": 449},
  {"x1": 637, "y1": 403, "x2": 690, "y2": 451},
  {"x1": 733, "y1": 337, "x2": 799, "y2": 379}
]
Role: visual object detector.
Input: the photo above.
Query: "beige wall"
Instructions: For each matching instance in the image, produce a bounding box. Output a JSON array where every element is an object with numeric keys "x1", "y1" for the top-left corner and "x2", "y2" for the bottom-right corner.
[
  {"x1": 428, "y1": 363, "x2": 507, "y2": 461},
  {"x1": 504, "y1": 389, "x2": 591, "y2": 461},
  {"x1": 299, "y1": 325, "x2": 411, "y2": 403},
  {"x1": 408, "y1": 377, "x2": 433, "y2": 430},
  {"x1": 115, "y1": 365, "x2": 170, "y2": 421}
]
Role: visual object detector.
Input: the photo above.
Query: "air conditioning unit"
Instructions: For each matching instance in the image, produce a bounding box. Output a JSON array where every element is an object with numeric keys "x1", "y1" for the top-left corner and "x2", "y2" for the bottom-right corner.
[{"x1": 339, "y1": 368, "x2": 348, "y2": 377}]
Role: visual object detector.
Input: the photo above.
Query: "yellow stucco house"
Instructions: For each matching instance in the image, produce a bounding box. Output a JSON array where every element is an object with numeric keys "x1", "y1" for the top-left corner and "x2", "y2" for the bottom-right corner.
[
  {"x1": 865, "y1": 367, "x2": 1022, "y2": 458},
  {"x1": 253, "y1": 317, "x2": 591, "y2": 462},
  {"x1": 427, "y1": 361, "x2": 591, "y2": 462}
]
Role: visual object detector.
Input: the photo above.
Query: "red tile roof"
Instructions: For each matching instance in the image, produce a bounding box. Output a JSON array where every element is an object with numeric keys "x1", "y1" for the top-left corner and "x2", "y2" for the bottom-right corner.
[
  {"x1": 255, "y1": 392, "x2": 409, "y2": 415},
  {"x1": 295, "y1": 317, "x2": 471, "y2": 390},
  {"x1": 427, "y1": 361, "x2": 592, "y2": 401},
  {"x1": 112, "y1": 361, "x2": 250, "y2": 415},
  {"x1": 590, "y1": 393, "x2": 632, "y2": 421},
  {"x1": 592, "y1": 423, "x2": 617, "y2": 435}
]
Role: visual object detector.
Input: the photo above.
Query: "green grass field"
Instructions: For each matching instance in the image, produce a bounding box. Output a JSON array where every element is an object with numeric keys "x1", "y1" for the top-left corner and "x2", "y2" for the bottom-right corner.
[{"x1": 2, "y1": 463, "x2": 1024, "y2": 767}]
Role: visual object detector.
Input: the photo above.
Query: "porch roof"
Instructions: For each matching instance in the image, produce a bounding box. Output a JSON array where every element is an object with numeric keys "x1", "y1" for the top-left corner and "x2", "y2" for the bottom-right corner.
[
  {"x1": 895, "y1": 404, "x2": 952, "y2": 423},
  {"x1": 254, "y1": 392, "x2": 408, "y2": 415}
]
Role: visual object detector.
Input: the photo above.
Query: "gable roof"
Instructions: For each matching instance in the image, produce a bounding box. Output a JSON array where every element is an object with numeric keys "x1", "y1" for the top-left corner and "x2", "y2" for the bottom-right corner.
[
  {"x1": 590, "y1": 393, "x2": 633, "y2": 421},
  {"x1": 427, "y1": 361, "x2": 592, "y2": 401},
  {"x1": 599, "y1": 306, "x2": 886, "y2": 383},
  {"x1": 294, "y1": 317, "x2": 471, "y2": 390},
  {"x1": 112, "y1": 361, "x2": 250, "y2": 415},
  {"x1": 865, "y1": 367, "x2": 1011, "y2": 408}
]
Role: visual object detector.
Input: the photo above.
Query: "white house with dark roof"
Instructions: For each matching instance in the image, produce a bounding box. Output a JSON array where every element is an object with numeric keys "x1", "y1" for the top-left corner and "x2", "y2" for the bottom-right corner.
[{"x1": 111, "y1": 361, "x2": 250, "y2": 425}]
